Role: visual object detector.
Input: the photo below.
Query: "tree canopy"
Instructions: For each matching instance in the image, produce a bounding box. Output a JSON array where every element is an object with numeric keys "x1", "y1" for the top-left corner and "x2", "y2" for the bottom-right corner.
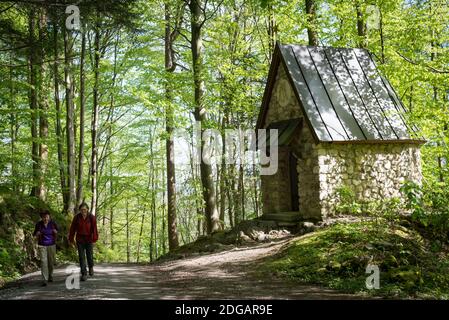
[{"x1": 0, "y1": 0, "x2": 447, "y2": 262}]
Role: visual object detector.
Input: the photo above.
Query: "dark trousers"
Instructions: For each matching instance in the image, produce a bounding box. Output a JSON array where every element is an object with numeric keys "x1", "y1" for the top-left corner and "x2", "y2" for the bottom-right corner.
[{"x1": 77, "y1": 242, "x2": 94, "y2": 275}]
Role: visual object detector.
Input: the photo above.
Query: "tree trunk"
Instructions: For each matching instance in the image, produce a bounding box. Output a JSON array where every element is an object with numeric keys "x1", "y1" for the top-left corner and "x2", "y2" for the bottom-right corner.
[
  {"x1": 215, "y1": 163, "x2": 220, "y2": 218},
  {"x1": 227, "y1": 154, "x2": 235, "y2": 228},
  {"x1": 37, "y1": 8, "x2": 49, "y2": 201},
  {"x1": 64, "y1": 25, "x2": 76, "y2": 215},
  {"x1": 235, "y1": 162, "x2": 245, "y2": 224},
  {"x1": 267, "y1": 3, "x2": 277, "y2": 54},
  {"x1": 189, "y1": 0, "x2": 220, "y2": 234},
  {"x1": 28, "y1": 9, "x2": 39, "y2": 198},
  {"x1": 98, "y1": 32, "x2": 119, "y2": 194},
  {"x1": 91, "y1": 23, "x2": 100, "y2": 216},
  {"x1": 253, "y1": 163, "x2": 259, "y2": 217},
  {"x1": 149, "y1": 134, "x2": 156, "y2": 262},
  {"x1": 305, "y1": 0, "x2": 319, "y2": 46},
  {"x1": 77, "y1": 28, "x2": 86, "y2": 208},
  {"x1": 126, "y1": 200, "x2": 130, "y2": 263},
  {"x1": 136, "y1": 211, "x2": 145, "y2": 263},
  {"x1": 165, "y1": 2, "x2": 180, "y2": 250},
  {"x1": 233, "y1": 167, "x2": 239, "y2": 226},
  {"x1": 240, "y1": 164, "x2": 245, "y2": 221},
  {"x1": 227, "y1": 177, "x2": 234, "y2": 228},
  {"x1": 109, "y1": 160, "x2": 114, "y2": 250},
  {"x1": 188, "y1": 131, "x2": 204, "y2": 237},
  {"x1": 161, "y1": 167, "x2": 167, "y2": 254},
  {"x1": 219, "y1": 159, "x2": 226, "y2": 228},
  {"x1": 150, "y1": 187, "x2": 156, "y2": 262},
  {"x1": 356, "y1": 1, "x2": 367, "y2": 48},
  {"x1": 434, "y1": 85, "x2": 444, "y2": 182},
  {"x1": 429, "y1": 3, "x2": 444, "y2": 183},
  {"x1": 220, "y1": 95, "x2": 230, "y2": 227},
  {"x1": 379, "y1": 8, "x2": 385, "y2": 64},
  {"x1": 102, "y1": 212, "x2": 106, "y2": 245},
  {"x1": 9, "y1": 52, "x2": 17, "y2": 191},
  {"x1": 53, "y1": 22, "x2": 68, "y2": 211}
]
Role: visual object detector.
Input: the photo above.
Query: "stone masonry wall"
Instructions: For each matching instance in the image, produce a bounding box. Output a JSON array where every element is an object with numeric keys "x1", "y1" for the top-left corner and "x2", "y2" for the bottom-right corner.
[
  {"x1": 316, "y1": 143, "x2": 422, "y2": 218},
  {"x1": 261, "y1": 63, "x2": 321, "y2": 219}
]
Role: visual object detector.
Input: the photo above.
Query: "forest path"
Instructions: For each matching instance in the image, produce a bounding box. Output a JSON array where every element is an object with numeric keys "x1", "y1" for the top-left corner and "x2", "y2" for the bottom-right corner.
[{"x1": 0, "y1": 238, "x2": 362, "y2": 299}]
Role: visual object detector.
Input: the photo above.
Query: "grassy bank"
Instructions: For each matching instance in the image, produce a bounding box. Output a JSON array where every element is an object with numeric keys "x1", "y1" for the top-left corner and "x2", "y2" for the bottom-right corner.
[{"x1": 261, "y1": 219, "x2": 449, "y2": 299}]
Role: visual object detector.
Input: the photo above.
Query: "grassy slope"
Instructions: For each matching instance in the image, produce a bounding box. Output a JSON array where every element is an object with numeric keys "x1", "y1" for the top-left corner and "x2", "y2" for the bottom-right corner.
[{"x1": 261, "y1": 219, "x2": 449, "y2": 299}]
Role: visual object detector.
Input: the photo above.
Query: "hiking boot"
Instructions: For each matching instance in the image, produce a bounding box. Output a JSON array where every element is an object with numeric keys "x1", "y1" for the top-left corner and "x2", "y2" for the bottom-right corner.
[
  {"x1": 81, "y1": 274, "x2": 87, "y2": 281},
  {"x1": 41, "y1": 281, "x2": 47, "y2": 287},
  {"x1": 89, "y1": 267, "x2": 94, "y2": 277},
  {"x1": 48, "y1": 276, "x2": 53, "y2": 282}
]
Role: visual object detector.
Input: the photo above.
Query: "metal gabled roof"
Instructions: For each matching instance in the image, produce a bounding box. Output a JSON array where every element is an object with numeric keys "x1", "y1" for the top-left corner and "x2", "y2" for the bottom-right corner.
[{"x1": 257, "y1": 43, "x2": 425, "y2": 144}]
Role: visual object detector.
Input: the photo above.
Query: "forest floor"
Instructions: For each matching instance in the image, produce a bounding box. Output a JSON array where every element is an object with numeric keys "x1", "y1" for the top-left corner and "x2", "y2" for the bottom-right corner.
[{"x1": 0, "y1": 238, "x2": 364, "y2": 300}]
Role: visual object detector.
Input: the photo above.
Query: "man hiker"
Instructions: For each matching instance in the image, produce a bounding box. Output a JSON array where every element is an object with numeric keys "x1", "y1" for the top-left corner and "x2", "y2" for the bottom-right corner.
[
  {"x1": 69, "y1": 202, "x2": 99, "y2": 281},
  {"x1": 33, "y1": 210, "x2": 58, "y2": 286}
]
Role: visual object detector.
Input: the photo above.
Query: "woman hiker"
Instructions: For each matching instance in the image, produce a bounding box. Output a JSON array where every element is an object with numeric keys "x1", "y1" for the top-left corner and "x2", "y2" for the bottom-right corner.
[
  {"x1": 69, "y1": 202, "x2": 99, "y2": 281},
  {"x1": 33, "y1": 210, "x2": 58, "y2": 286}
]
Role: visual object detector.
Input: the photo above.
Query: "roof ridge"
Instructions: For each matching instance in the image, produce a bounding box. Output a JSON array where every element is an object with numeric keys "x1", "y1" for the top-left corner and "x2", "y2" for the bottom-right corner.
[
  {"x1": 279, "y1": 42, "x2": 370, "y2": 53},
  {"x1": 255, "y1": 42, "x2": 425, "y2": 143}
]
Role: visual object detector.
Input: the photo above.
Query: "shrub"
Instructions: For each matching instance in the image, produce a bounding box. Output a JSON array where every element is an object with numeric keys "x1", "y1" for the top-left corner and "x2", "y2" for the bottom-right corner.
[
  {"x1": 400, "y1": 180, "x2": 449, "y2": 241},
  {"x1": 335, "y1": 185, "x2": 361, "y2": 215},
  {"x1": 335, "y1": 185, "x2": 402, "y2": 222}
]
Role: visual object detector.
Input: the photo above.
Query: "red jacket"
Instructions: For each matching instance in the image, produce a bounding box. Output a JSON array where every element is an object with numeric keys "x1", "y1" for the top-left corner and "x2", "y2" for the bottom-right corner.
[{"x1": 69, "y1": 213, "x2": 98, "y2": 244}]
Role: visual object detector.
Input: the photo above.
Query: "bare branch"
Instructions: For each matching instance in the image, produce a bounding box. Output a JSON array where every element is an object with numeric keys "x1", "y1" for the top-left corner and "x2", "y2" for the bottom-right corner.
[
  {"x1": 171, "y1": 0, "x2": 187, "y2": 43},
  {"x1": 175, "y1": 62, "x2": 190, "y2": 72},
  {"x1": 0, "y1": 3, "x2": 15, "y2": 14},
  {"x1": 200, "y1": 0, "x2": 208, "y2": 17},
  {"x1": 0, "y1": 55, "x2": 79, "y2": 68},
  {"x1": 199, "y1": 0, "x2": 224, "y2": 28},
  {"x1": 396, "y1": 51, "x2": 449, "y2": 74},
  {"x1": 0, "y1": 44, "x2": 29, "y2": 52},
  {"x1": 177, "y1": 29, "x2": 191, "y2": 44}
]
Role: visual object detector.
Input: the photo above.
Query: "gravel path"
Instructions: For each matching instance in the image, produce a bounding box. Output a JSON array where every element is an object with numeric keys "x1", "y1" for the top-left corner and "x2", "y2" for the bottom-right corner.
[{"x1": 0, "y1": 238, "x2": 363, "y2": 300}]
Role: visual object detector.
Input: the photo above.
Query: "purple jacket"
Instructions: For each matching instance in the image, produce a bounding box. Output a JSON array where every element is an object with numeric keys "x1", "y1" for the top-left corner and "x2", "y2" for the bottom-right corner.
[{"x1": 33, "y1": 220, "x2": 58, "y2": 246}]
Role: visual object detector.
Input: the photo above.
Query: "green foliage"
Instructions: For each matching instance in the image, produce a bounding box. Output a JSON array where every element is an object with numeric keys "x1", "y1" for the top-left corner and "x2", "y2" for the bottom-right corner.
[
  {"x1": 363, "y1": 197, "x2": 403, "y2": 224},
  {"x1": 0, "y1": 239, "x2": 24, "y2": 281},
  {"x1": 400, "y1": 181, "x2": 425, "y2": 219},
  {"x1": 335, "y1": 185, "x2": 362, "y2": 215},
  {"x1": 261, "y1": 220, "x2": 449, "y2": 298},
  {"x1": 335, "y1": 185, "x2": 401, "y2": 223},
  {"x1": 401, "y1": 180, "x2": 449, "y2": 241},
  {"x1": 94, "y1": 242, "x2": 122, "y2": 263}
]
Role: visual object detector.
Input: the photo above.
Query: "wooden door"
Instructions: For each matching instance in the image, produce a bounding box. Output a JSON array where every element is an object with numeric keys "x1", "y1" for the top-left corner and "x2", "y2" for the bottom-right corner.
[{"x1": 289, "y1": 152, "x2": 299, "y2": 211}]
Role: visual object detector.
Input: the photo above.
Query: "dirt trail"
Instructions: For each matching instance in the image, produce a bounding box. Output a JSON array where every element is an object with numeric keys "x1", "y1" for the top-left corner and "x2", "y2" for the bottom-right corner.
[{"x1": 0, "y1": 238, "x2": 362, "y2": 300}]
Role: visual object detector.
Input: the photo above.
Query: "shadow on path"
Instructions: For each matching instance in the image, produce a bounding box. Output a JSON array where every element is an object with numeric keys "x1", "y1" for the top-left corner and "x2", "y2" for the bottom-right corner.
[{"x1": 0, "y1": 239, "x2": 367, "y2": 300}]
